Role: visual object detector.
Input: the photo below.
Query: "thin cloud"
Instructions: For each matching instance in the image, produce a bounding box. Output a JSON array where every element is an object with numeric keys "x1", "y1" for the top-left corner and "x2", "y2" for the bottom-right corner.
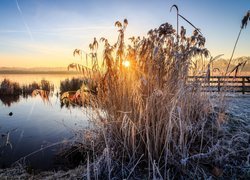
[
  {"x1": 0, "y1": 25, "x2": 115, "y2": 39},
  {"x1": 41, "y1": 26, "x2": 115, "y2": 32},
  {"x1": 0, "y1": 26, "x2": 114, "y2": 33},
  {"x1": 0, "y1": 30, "x2": 26, "y2": 33},
  {"x1": 15, "y1": 0, "x2": 34, "y2": 41}
]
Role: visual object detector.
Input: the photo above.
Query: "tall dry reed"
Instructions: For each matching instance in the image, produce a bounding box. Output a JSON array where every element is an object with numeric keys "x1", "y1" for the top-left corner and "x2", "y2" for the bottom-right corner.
[{"x1": 66, "y1": 9, "x2": 250, "y2": 179}]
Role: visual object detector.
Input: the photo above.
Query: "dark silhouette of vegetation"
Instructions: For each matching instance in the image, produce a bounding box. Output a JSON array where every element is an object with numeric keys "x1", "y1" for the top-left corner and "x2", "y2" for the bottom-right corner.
[
  {"x1": 0, "y1": 79, "x2": 54, "y2": 105},
  {"x1": 226, "y1": 10, "x2": 250, "y2": 74}
]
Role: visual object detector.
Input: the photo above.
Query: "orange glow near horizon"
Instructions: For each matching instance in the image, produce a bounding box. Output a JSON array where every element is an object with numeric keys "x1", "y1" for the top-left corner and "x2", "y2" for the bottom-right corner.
[
  {"x1": 0, "y1": 1, "x2": 250, "y2": 68},
  {"x1": 0, "y1": 54, "x2": 70, "y2": 68}
]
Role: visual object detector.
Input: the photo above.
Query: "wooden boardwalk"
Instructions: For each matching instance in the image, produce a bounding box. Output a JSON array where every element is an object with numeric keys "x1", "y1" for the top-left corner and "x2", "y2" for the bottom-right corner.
[{"x1": 188, "y1": 76, "x2": 250, "y2": 94}]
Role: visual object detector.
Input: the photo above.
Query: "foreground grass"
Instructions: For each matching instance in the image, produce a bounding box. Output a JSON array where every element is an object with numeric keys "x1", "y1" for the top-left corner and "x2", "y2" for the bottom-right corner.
[{"x1": 0, "y1": 103, "x2": 249, "y2": 179}]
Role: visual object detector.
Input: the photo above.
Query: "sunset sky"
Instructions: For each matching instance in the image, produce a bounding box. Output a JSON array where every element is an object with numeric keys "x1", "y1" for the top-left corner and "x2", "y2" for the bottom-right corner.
[{"x1": 0, "y1": 0, "x2": 249, "y2": 67}]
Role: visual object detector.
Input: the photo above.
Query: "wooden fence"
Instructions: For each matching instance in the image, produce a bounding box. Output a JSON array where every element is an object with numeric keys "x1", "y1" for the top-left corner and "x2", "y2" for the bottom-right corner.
[{"x1": 188, "y1": 76, "x2": 250, "y2": 94}]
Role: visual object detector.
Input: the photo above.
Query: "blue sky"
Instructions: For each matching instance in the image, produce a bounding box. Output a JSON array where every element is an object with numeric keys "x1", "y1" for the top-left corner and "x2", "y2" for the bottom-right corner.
[{"x1": 0, "y1": 0, "x2": 249, "y2": 67}]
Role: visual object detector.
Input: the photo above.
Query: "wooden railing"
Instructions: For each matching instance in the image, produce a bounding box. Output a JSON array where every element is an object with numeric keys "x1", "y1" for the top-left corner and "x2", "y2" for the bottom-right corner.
[{"x1": 188, "y1": 76, "x2": 250, "y2": 94}]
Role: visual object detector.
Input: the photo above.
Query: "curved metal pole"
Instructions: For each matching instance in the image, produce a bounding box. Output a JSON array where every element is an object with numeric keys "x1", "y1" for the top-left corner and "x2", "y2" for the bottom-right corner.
[
  {"x1": 225, "y1": 28, "x2": 242, "y2": 75},
  {"x1": 178, "y1": 14, "x2": 202, "y2": 35},
  {"x1": 170, "y1": 5, "x2": 179, "y2": 47},
  {"x1": 226, "y1": 10, "x2": 249, "y2": 75}
]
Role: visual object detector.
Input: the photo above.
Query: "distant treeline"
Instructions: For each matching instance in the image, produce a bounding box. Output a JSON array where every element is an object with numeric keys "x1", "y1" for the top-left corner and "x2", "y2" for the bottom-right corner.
[
  {"x1": 0, "y1": 70, "x2": 81, "y2": 74},
  {"x1": 213, "y1": 56, "x2": 250, "y2": 72}
]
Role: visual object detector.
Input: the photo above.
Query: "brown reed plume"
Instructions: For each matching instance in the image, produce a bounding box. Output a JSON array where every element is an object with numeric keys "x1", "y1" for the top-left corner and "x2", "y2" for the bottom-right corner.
[{"x1": 63, "y1": 6, "x2": 250, "y2": 179}]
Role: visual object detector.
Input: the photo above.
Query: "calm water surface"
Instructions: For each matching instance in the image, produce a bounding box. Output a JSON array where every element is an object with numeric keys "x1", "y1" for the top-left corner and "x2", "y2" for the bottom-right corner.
[
  {"x1": 0, "y1": 74, "x2": 89, "y2": 170},
  {"x1": 0, "y1": 74, "x2": 82, "y2": 88}
]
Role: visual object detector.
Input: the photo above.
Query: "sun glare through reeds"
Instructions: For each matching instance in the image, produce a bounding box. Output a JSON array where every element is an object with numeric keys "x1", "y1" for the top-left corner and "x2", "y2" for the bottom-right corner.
[
  {"x1": 54, "y1": 6, "x2": 250, "y2": 179},
  {"x1": 0, "y1": 1, "x2": 250, "y2": 179}
]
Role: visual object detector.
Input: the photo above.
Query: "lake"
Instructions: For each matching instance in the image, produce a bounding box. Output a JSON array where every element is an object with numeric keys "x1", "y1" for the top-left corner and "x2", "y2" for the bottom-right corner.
[{"x1": 0, "y1": 74, "x2": 89, "y2": 171}]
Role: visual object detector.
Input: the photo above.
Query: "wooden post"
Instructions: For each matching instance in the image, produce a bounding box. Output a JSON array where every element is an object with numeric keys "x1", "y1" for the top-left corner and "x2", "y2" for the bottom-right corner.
[
  {"x1": 242, "y1": 77, "x2": 245, "y2": 94},
  {"x1": 218, "y1": 77, "x2": 221, "y2": 92}
]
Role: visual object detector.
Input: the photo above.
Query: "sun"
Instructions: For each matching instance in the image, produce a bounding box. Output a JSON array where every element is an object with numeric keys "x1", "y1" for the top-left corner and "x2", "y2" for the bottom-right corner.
[{"x1": 122, "y1": 60, "x2": 130, "y2": 68}]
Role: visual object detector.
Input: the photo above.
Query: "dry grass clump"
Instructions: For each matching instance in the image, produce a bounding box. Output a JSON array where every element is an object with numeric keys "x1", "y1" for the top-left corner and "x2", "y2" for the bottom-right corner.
[
  {"x1": 60, "y1": 78, "x2": 98, "y2": 107},
  {"x1": 60, "y1": 77, "x2": 84, "y2": 92},
  {"x1": 22, "y1": 82, "x2": 40, "y2": 95},
  {"x1": 0, "y1": 79, "x2": 54, "y2": 96},
  {"x1": 0, "y1": 78, "x2": 22, "y2": 96},
  {"x1": 63, "y1": 14, "x2": 249, "y2": 178},
  {"x1": 40, "y1": 79, "x2": 54, "y2": 92},
  {"x1": 90, "y1": 24, "x2": 218, "y2": 179},
  {"x1": 0, "y1": 79, "x2": 54, "y2": 105},
  {"x1": 0, "y1": 79, "x2": 22, "y2": 106}
]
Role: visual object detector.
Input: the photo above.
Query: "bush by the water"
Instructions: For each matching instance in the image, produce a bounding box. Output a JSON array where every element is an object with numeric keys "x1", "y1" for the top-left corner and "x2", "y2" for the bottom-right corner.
[
  {"x1": 62, "y1": 12, "x2": 250, "y2": 179},
  {"x1": 60, "y1": 77, "x2": 84, "y2": 92},
  {"x1": 0, "y1": 79, "x2": 54, "y2": 105},
  {"x1": 22, "y1": 82, "x2": 40, "y2": 95},
  {"x1": 0, "y1": 79, "x2": 22, "y2": 96},
  {"x1": 0, "y1": 79, "x2": 54, "y2": 96}
]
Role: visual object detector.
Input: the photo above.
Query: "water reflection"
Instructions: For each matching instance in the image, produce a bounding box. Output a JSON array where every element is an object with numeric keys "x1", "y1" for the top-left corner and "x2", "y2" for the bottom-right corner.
[
  {"x1": 0, "y1": 78, "x2": 54, "y2": 106},
  {"x1": 0, "y1": 89, "x2": 78, "y2": 109},
  {"x1": 32, "y1": 89, "x2": 52, "y2": 104},
  {"x1": 0, "y1": 75, "x2": 88, "y2": 170},
  {"x1": 0, "y1": 95, "x2": 21, "y2": 106}
]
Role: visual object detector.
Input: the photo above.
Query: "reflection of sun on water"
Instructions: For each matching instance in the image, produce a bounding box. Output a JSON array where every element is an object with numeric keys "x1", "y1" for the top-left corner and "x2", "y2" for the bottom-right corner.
[{"x1": 122, "y1": 60, "x2": 130, "y2": 68}]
